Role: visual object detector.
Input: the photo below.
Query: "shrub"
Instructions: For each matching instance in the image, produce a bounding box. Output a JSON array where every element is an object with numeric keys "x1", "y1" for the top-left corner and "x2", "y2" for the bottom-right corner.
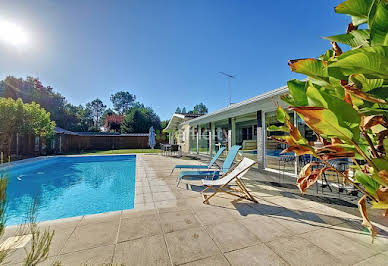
[{"x1": 271, "y1": 0, "x2": 388, "y2": 242}]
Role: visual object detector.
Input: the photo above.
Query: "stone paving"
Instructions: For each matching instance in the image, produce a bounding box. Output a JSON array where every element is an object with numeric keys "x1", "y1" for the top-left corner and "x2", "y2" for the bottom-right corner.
[{"x1": 2, "y1": 154, "x2": 388, "y2": 265}]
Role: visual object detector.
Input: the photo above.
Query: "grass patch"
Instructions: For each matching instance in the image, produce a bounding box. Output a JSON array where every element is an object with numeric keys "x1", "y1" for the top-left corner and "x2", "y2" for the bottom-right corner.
[{"x1": 69, "y1": 149, "x2": 161, "y2": 155}]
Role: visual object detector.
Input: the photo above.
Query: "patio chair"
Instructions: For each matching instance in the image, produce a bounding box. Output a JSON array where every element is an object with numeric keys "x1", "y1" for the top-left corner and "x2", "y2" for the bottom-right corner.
[
  {"x1": 170, "y1": 146, "x2": 225, "y2": 175},
  {"x1": 201, "y1": 157, "x2": 258, "y2": 204},
  {"x1": 160, "y1": 144, "x2": 171, "y2": 156},
  {"x1": 321, "y1": 159, "x2": 350, "y2": 197},
  {"x1": 176, "y1": 145, "x2": 241, "y2": 187},
  {"x1": 171, "y1": 144, "x2": 180, "y2": 156},
  {"x1": 278, "y1": 154, "x2": 295, "y2": 182}
]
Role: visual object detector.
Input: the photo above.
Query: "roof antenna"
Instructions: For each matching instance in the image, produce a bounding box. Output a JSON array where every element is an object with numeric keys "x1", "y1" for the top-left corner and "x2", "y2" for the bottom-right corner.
[{"x1": 219, "y1": 72, "x2": 235, "y2": 106}]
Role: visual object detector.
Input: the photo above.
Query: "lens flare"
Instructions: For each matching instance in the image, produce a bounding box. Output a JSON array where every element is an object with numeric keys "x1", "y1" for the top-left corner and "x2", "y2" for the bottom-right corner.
[{"x1": 0, "y1": 20, "x2": 28, "y2": 46}]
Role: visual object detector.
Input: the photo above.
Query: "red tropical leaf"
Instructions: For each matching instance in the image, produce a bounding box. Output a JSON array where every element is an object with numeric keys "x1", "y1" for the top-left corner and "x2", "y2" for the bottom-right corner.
[
  {"x1": 282, "y1": 145, "x2": 314, "y2": 156},
  {"x1": 320, "y1": 152, "x2": 355, "y2": 160},
  {"x1": 362, "y1": 115, "x2": 388, "y2": 130},
  {"x1": 344, "y1": 91, "x2": 353, "y2": 105},
  {"x1": 297, "y1": 163, "x2": 333, "y2": 193},
  {"x1": 377, "y1": 171, "x2": 388, "y2": 187},
  {"x1": 286, "y1": 120, "x2": 304, "y2": 141},
  {"x1": 346, "y1": 22, "x2": 358, "y2": 33},
  {"x1": 331, "y1": 41, "x2": 343, "y2": 56},
  {"x1": 376, "y1": 186, "x2": 388, "y2": 202},
  {"x1": 341, "y1": 80, "x2": 387, "y2": 104},
  {"x1": 358, "y1": 195, "x2": 378, "y2": 243}
]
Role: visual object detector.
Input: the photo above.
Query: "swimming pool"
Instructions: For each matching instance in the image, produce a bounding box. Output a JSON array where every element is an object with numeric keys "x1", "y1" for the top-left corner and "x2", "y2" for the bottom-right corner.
[{"x1": 1, "y1": 155, "x2": 136, "y2": 225}]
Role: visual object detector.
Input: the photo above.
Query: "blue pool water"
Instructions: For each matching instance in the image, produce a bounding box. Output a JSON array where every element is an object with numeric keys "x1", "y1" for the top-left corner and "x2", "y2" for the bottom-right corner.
[{"x1": 0, "y1": 155, "x2": 136, "y2": 225}]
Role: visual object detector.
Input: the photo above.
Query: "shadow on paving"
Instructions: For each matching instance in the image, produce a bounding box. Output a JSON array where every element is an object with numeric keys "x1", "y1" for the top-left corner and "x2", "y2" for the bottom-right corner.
[
  {"x1": 231, "y1": 199, "x2": 388, "y2": 238},
  {"x1": 185, "y1": 183, "x2": 388, "y2": 239}
]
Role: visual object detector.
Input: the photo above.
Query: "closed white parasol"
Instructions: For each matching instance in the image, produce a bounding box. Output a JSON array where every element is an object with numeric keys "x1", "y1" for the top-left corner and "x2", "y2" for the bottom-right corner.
[{"x1": 148, "y1": 126, "x2": 156, "y2": 149}]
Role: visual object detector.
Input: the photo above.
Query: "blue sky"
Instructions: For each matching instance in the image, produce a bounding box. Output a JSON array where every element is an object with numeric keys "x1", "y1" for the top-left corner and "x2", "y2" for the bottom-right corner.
[{"x1": 1, "y1": 0, "x2": 348, "y2": 120}]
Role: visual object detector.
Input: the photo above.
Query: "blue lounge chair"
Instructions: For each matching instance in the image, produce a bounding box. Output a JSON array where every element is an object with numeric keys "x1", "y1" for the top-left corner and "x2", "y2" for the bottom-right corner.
[
  {"x1": 176, "y1": 145, "x2": 241, "y2": 187},
  {"x1": 170, "y1": 146, "x2": 226, "y2": 175}
]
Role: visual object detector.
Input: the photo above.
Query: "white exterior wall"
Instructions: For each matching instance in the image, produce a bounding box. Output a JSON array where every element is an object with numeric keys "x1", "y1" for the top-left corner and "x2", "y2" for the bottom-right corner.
[
  {"x1": 182, "y1": 87, "x2": 289, "y2": 170},
  {"x1": 176, "y1": 124, "x2": 191, "y2": 153}
]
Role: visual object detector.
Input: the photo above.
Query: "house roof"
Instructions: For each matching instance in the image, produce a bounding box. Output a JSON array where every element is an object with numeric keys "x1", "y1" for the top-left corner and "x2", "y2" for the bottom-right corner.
[
  {"x1": 54, "y1": 127, "x2": 77, "y2": 135},
  {"x1": 163, "y1": 113, "x2": 202, "y2": 132},
  {"x1": 187, "y1": 85, "x2": 289, "y2": 126},
  {"x1": 74, "y1": 132, "x2": 148, "y2": 137}
]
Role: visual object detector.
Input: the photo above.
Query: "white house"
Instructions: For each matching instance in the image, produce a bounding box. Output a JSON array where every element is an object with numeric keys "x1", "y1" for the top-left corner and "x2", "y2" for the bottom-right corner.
[{"x1": 165, "y1": 85, "x2": 315, "y2": 176}]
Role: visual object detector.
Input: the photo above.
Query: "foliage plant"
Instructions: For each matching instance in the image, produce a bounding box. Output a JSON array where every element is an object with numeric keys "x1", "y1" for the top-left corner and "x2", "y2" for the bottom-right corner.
[
  {"x1": 1, "y1": 76, "x2": 163, "y2": 133},
  {"x1": 0, "y1": 154, "x2": 57, "y2": 265},
  {"x1": 0, "y1": 98, "x2": 55, "y2": 157},
  {"x1": 270, "y1": 0, "x2": 388, "y2": 241}
]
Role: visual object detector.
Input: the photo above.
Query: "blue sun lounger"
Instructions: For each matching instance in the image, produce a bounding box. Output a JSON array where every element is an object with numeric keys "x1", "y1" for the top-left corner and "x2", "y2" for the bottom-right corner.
[
  {"x1": 176, "y1": 145, "x2": 241, "y2": 187},
  {"x1": 170, "y1": 146, "x2": 226, "y2": 175}
]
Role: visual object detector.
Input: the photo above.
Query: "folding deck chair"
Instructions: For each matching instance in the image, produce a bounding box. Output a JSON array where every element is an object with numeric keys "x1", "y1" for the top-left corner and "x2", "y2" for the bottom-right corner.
[
  {"x1": 170, "y1": 146, "x2": 225, "y2": 175},
  {"x1": 201, "y1": 157, "x2": 257, "y2": 204},
  {"x1": 176, "y1": 145, "x2": 241, "y2": 187}
]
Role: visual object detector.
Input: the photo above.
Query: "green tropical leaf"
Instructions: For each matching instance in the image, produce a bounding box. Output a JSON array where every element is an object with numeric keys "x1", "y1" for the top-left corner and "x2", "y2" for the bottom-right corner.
[
  {"x1": 291, "y1": 107, "x2": 354, "y2": 141},
  {"x1": 276, "y1": 106, "x2": 290, "y2": 123},
  {"x1": 289, "y1": 59, "x2": 328, "y2": 77},
  {"x1": 355, "y1": 170, "x2": 379, "y2": 196},
  {"x1": 324, "y1": 30, "x2": 370, "y2": 48},
  {"x1": 349, "y1": 74, "x2": 384, "y2": 92},
  {"x1": 305, "y1": 83, "x2": 361, "y2": 140},
  {"x1": 359, "y1": 107, "x2": 388, "y2": 116},
  {"x1": 267, "y1": 125, "x2": 289, "y2": 132},
  {"x1": 318, "y1": 49, "x2": 335, "y2": 61},
  {"x1": 289, "y1": 59, "x2": 341, "y2": 88},
  {"x1": 328, "y1": 46, "x2": 388, "y2": 79},
  {"x1": 372, "y1": 171, "x2": 388, "y2": 187},
  {"x1": 352, "y1": 15, "x2": 368, "y2": 26},
  {"x1": 372, "y1": 158, "x2": 388, "y2": 172},
  {"x1": 287, "y1": 79, "x2": 308, "y2": 106},
  {"x1": 369, "y1": 0, "x2": 388, "y2": 46},
  {"x1": 367, "y1": 86, "x2": 388, "y2": 103},
  {"x1": 335, "y1": 0, "x2": 374, "y2": 26}
]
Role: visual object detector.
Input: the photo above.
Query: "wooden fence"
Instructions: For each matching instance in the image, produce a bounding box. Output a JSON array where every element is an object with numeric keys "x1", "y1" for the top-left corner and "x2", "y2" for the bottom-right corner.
[
  {"x1": 56, "y1": 134, "x2": 150, "y2": 153},
  {"x1": 0, "y1": 132, "x2": 158, "y2": 159}
]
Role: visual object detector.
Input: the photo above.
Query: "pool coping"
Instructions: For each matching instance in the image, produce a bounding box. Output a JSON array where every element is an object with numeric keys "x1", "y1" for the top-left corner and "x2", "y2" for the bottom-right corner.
[
  {"x1": 3, "y1": 154, "x2": 143, "y2": 228},
  {"x1": 0, "y1": 153, "x2": 150, "y2": 169}
]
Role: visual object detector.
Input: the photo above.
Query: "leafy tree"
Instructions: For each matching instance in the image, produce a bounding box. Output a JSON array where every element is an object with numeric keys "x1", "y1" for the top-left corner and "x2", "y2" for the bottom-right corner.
[
  {"x1": 161, "y1": 120, "x2": 169, "y2": 129},
  {"x1": 0, "y1": 98, "x2": 55, "y2": 156},
  {"x1": 104, "y1": 114, "x2": 123, "y2": 132},
  {"x1": 121, "y1": 104, "x2": 162, "y2": 133},
  {"x1": 193, "y1": 103, "x2": 208, "y2": 114},
  {"x1": 175, "y1": 107, "x2": 182, "y2": 113},
  {"x1": 0, "y1": 76, "x2": 81, "y2": 131},
  {"x1": 101, "y1": 108, "x2": 116, "y2": 131},
  {"x1": 0, "y1": 98, "x2": 25, "y2": 156},
  {"x1": 121, "y1": 109, "x2": 148, "y2": 133},
  {"x1": 74, "y1": 105, "x2": 94, "y2": 132},
  {"x1": 86, "y1": 98, "x2": 106, "y2": 128},
  {"x1": 0, "y1": 76, "x2": 164, "y2": 135},
  {"x1": 270, "y1": 0, "x2": 388, "y2": 241},
  {"x1": 110, "y1": 91, "x2": 136, "y2": 115}
]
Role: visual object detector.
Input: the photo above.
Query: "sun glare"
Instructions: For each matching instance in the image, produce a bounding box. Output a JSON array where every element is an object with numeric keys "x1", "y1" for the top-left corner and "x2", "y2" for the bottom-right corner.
[{"x1": 0, "y1": 20, "x2": 28, "y2": 47}]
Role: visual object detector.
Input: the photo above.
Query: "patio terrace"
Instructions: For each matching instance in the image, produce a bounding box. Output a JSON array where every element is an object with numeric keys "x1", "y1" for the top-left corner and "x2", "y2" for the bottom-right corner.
[{"x1": 3, "y1": 154, "x2": 388, "y2": 265}]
